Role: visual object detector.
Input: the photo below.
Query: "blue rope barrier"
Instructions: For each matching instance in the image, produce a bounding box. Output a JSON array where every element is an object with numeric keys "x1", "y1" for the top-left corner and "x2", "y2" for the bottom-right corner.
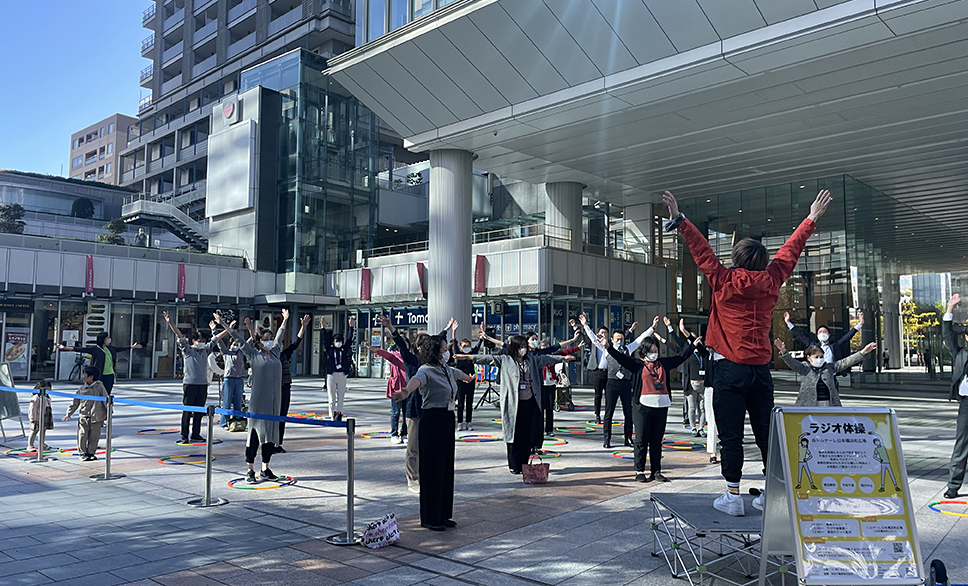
[
  {"x1": 46, "y1": 389, "x2": 108, "y2": 402},
  {"x1": 113, "y1": 397, "x2": 207, "y2": 413},
  {"x1": 0, "y1": 386, "x2": 36, "y2": 395},
  {"x1": 216, "y1": 408, "x2": 347, "y2": 428}
]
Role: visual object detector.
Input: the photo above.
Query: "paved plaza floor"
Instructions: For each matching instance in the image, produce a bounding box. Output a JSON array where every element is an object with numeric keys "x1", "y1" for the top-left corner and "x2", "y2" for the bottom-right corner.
[{"x1": 0, "y1": 376, "x2": 965, "y2": 585}]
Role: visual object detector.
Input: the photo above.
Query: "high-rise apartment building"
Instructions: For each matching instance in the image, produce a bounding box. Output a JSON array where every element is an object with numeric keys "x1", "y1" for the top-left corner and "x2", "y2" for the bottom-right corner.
[{"x1": 69, "y1": 114, "x2": 138, "y2": 185}]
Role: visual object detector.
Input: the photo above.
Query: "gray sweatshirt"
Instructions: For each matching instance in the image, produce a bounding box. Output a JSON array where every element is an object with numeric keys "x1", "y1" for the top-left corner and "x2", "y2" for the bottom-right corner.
[
  {"x1": 216, "y1": 338, "x2": 247, "y2": 378},
  {"x1": 178, "y1": 338, "x2": 218, "y2": 385},
  {"x1": 66, "y1": 380, "x2": 109, "y2": 423}
]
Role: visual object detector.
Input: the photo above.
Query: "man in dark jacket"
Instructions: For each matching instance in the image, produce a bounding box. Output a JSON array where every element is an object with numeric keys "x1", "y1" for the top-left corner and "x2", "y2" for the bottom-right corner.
[
  {"x1": 320, "y1": 316, "x2": 355, "y2": 421},
  {"x1": 943, "y1": 294, "x2": 968, "y2": 500},
  {"x1": 276, "y1": 314, "x2": 311, "y2": 452},
  {"x1": 784, "y1": 311, "x2": 863, "y2": 369}
]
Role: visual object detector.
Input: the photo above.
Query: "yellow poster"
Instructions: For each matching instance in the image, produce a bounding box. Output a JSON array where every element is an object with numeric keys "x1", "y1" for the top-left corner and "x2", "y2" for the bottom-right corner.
[{"x1": 781, "y1": 411, "x2": 919, "y2": 583}]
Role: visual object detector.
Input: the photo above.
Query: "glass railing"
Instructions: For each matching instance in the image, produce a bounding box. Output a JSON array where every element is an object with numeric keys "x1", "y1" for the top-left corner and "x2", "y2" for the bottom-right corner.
[
  {"x1": 163, "y1": 7, "x2": 185, "y2": 31},
  {"x1": 228, "y1": 0, "x2": 257, "y2": 23},
  {"x1": 361, "y1": 223, "x2": 573, "y2": 259},
  {"x1": 194, "y1": 19, "x2": 217, "y2": 43},
  {"x1": 140, "y1": 65, "x2": 153, "y2": 82},
  {"x1": 143, "y1": 4, "x2": 156, "y2": 24},
  {"x1": 141, "y1": 34, "x2": 155, "y2": 53},
  {"x1": 139, "y1": 95, "x2": 153, "y2": 112}
]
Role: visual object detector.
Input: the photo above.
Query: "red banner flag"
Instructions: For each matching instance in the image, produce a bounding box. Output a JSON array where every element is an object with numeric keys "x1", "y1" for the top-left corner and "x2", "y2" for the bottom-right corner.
[
  {"x1": 361, "y1": 268, "x2": 372, "y2": 301},
  {"x1": 85, "y1": 255, "x2": 94, "y2": 294},
  {"x1": 417, "y1": 262, "x2": 426, "y2": 299},
  {"x1": 474, "y1": 255, "x2": 486, "y2": 294},
  {"x1": 177, "y1": 263, "x2": 186, "y2": 299}
]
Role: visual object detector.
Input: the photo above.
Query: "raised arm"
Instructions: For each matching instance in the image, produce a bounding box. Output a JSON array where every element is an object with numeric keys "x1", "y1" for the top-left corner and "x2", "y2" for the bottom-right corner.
[
  {"x1": 478, "y1": 323, "x2": 504, "y2": 348},
  {"x1": 605, "y1": 343, "x2": 641, "y2": 373},
  {"x1": 371, "y1": 347, "x2": 405, "y2": 370},
  {"x1": 944, "y1": 295, "x2": 961, "y2": 358},
  {"x1": 579, "y1": 314, "x2": 606, "y2": 353},
  {"x1": 775, "y1": 338, "x2": 811, "y2": 375},
  {"x1": 162, "y1": 310, "x2": 184, "y2": 339},
  {"x1": 391, "y1": 374, "x2": 421, "y2": 402},
  {"x1": 766, "y1": 190, "x2": 829, "y2": 283},
  {"x1": 787, "y1": 322, "x2": 813, "y2": 348},
  {"x1": 470, "y1": 354, "x2": 500, "y2": 367},
  {"x1": 664, "y1": 191, "x2": 729, "y2": 290},
  {"x1": 837, "y1": 313, "x2": 863, "y2": 348},
  {"x1": 535, "y1": 354, "x2": 566, "y2": 368}
]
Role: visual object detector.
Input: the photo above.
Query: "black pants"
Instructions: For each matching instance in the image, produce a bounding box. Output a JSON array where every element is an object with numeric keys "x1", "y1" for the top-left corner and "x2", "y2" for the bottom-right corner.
[
  {"x1": 456, "y1": 380, "x2": 474, "y2": 423},
  {"x1": 419, "y1": 408, "x2": 455, "y2": 526},
  {"x1": 278, "y1": 381, "x2": 292, "y2": 445},
  {"x1": 245, "y1": 428, "x2": 274, "y2": 464},
  {"x1": 589, "y1": 370, "x2": 607, "y2": 417},
  {"x1": 604, "y1": 379, "x2": 633, "y2": 441},
  {"x1": 181, "y1": 384, "x2": 207, "y2": 439},
  {"x1": 507, "y1": 397, "x2": 542, "y2": 472},
  {"x1": 541, "y1": 384, "x2": 556, "y2": 433},
  {"x1": 682, "y1": 378, "x2": 690, "y2": 424},
  {"x1": 102, "y1": 374, "x2": 115, "y2": 395},
  {"x1": 633, "y1": 404, "x2": 668, "y2": 474},
  {"x1": 713, "y1": 360, "x2": 774, "y2": 483}
]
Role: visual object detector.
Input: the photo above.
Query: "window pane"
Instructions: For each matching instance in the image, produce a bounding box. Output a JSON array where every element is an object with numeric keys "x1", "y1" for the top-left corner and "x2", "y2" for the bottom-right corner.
[
  {"x1": 412, "y1": 0, "x2": 432, "y2": 19},
  {"x1": 368, "y1": 0, "x2": 385, "y2": 42},
  {"x1": 390, "y1": 0, "x2": 407, "y2": 31}
]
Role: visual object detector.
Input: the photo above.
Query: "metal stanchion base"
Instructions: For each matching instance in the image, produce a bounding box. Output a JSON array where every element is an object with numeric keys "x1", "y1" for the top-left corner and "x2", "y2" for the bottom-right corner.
[
  {"x1": 187, "y1": 497, "x2": 229, "y2": 508},
  {"x1": 91, "y1": 473, "x2": 125, "y2": 481},
  {"x1": 27, "y1": 457, "x2": 57, "y2": 463},
  {"x1": 326, "y1": 532, "x2": 363, "y2": 546}
]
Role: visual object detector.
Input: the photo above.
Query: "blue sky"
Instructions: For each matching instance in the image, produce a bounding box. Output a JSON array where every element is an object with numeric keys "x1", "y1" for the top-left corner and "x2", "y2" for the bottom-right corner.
[{"x1": 0, "y1": 1, "x2": 149, "y2": 176}]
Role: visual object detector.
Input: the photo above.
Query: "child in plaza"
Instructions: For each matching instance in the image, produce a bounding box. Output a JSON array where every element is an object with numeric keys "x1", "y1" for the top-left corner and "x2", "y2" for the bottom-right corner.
[
  {"x1": 61, "y1": 366, "x2": 109, "y2": 461},
  {"x1": 28, "y1": 380, "x2": 53, "y2": 451},
  {"x1": 775, "y1": 338, "x2": 878, "y2": 406}
]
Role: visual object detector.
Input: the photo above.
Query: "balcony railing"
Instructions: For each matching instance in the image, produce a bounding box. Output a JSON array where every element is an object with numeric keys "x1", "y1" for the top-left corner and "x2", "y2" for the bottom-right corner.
[
  {"x1": 140, "y1": 65, "x2": 154, "y2": 82},
  {"x1": 139, "y1": 95, "x2": 153, "y2": 112},
  {"x1": 194, "y1": 19, "x2": 217, "y2": 43},
  {"x1": 143, "y1": 4, "x2": 156, "y2": 25},
  {"x1": 268, "y1": 5, "x2": 302, "y2": 36},
  {"x1": 227, "y1": 31, "x2": 256, "y2": 58},
  {"x1": 228, "y1": 0, "x2": 257, "y2": 23},
  {"x1": 141, "y1": 34, "x2": 155, "y2": 54},
  {"x1": 161, "y1": 73, "x2": 183, "y2": 95},
  {"x1": 162, "y1": 40, "x2": 184, "y2": 64},
  {"x1": 361, "y1": 223, "x2": 573, "y2": 259},
  {"x1": 192, "y1": 54, "x2": 217, "y2": 77},
  {"x1": 163, "y1": 7, "x2": 185, "y2": 32}
]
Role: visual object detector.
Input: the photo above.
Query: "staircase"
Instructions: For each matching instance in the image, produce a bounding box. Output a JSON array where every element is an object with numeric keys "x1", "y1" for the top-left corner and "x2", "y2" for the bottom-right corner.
[{"x1": 121, "y1": 185, "x2": 209, "y2": 250}]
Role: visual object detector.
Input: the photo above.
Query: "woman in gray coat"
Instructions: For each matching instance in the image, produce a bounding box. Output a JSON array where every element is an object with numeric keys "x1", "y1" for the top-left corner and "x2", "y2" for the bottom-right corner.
[
  {"x1": 774, "y1": 338, "x2": 877, "y2": 406},
  {"x1": 217, "y1": 310, "x2": 288, "y2": 484},
  {"x1": 460, "y1": 336, "x2": 573, "y2": 474}
]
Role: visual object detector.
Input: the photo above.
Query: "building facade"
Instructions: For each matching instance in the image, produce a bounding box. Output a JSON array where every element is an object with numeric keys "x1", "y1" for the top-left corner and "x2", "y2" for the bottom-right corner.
[{"x1": 69, "y1": 114, "x2": 138, "y2": 184}]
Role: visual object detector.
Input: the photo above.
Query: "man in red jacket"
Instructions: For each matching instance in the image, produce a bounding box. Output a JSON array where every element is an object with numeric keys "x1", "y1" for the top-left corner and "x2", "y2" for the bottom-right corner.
[{"x1": 662, "y1": 189, "x2": 832, "y2": 516}]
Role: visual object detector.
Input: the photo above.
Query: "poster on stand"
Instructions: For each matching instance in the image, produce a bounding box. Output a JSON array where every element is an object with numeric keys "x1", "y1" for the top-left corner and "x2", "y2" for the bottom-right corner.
[{"x1": 3, "y1": 328, "x2": 30, "y2": 379}]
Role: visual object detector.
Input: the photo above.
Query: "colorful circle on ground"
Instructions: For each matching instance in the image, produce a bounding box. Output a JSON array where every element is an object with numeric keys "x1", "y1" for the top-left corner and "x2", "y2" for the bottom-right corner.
[
  {"x1": 543, "y1": 438, "x2": 568, "y2": 447},
  {"x1": 289, "y1": 412, "x2": 331, "y2": 420},
  {"x1": 58, "y1": 447, "x2": 116, "y2": 456},
  {"x1": 458, "y1": 434, "x2": 501, "y2": 442},
  {"x1": 535, "y1": 450, "x2": 560, "y2": 458},
  {"x1": 612, "y1": 450, "x2": 634, "y2": 460},
  {"x1": 490, "y1": 418, "x2": 502, "y2": 424},
  {"x1": 175, "y1": 438, "x2": 223, "y2": 446},
  {"x1": 586, "y1": 420, "x2": 622, "y2": 426},
  {"x1": 158, "y1": 454, "x2": 213, "y2": 465},
  {"x1": 928, "y1": 501, "x2": 968, "y2": 518},
  {"x1": 5, "y1": 447, "x2": 60, "y2": 457},
  {"x1": 661, "y1": 440, "x2": 704, "y2": 450},
  {"x1": 136, "y1": 428, "x2": 180, "y2": 435},
  {"x1": 555, "y1": 426, "x2": 596, "y2": 434},
  {"x1": 572, "y1": 406, "x2": 588, "y2": 411},
  {"x1": 360, "y1": 431, "x2": 392, "y2": 439},
  {"x1": 228, "y1": 475, "x2": 297, "y2": 490}
]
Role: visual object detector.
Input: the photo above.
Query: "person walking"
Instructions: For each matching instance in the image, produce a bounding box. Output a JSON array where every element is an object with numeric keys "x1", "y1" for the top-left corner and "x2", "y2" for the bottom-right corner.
[
  {"x1": 662, "y1": 188, "x2": 832, "y2": 516},
  {"x1": 460, "y1": 337, "x2": 572, "y2": 474},
  {"x1": 320, "y1": 316, "x2": 356, "y2": 421},
  {"x1": 606, "y1": 334, "x2": 692, "y2": 482},
  {"x1": 163, "y1": 312, "x2": 228, "y2": 444},
  {"x1": 277, "y1": 313, "x2": 310, "y2": 453},
  {"x1": 392, "y1": 335, "x2": 475, "y2": 531},
  {"x1": 775, "y1": 338, "x2": 877, "y2": 406},
  {"x1": 942, "y1": 294, "x2": 968, "y2": 499},
  {"x1": 58, "y1": 333, "x2": 143, "y2": 395},
  {"x1": 219, "y1": 312, "x2": 286, "y2": 483}
]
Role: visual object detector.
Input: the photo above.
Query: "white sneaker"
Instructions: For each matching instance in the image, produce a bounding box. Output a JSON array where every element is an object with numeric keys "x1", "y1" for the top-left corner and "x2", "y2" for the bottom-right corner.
[
  {"x1": 389, "y1": 436, "x2": 398, "y2": 444},
  {"x1": 752, "y1": 494, "x2": 764, "y2": 511},
  {"x1": 408, "y1": 485, "x2": 419, "y2": 494},
  {"x1": 713, "y1": 491, "x2": 745, "y2": 516},
  {"x1": 466, "y1": 422, "x2": 474, "y2": 431},
  {"x1": 401, "y1": 435, "x2": 408, "y2": 443},
  {"x1": 396, "y1": 435, "x2": 404, "y2": 444},
  {"x1": 457, "y1": 422, "x2": 466, "y2": 431}
]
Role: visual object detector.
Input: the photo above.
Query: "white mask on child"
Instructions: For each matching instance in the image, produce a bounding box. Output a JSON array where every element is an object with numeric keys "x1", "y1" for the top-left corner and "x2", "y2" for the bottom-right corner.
[
  {"x1": 810, "y1": 357, "x2": 825, "y2": 368},
  {"x1": 334, "y1": 342, "x2": 343, "y2": 348},
  {"x1": 194, "y1": 342, "x2": 206, "y2": 349},
  {"x1": 460, "y1": 346, "x2": 471, "y2": 353},
  {"x1": 818, "y1": 332, "x2": 829, "y2": 342}
]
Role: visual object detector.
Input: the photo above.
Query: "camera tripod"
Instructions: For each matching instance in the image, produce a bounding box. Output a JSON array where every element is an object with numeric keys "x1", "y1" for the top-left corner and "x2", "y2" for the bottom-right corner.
[{"x1": 475, "y1": 376, "x2": 500, "y2": 409}]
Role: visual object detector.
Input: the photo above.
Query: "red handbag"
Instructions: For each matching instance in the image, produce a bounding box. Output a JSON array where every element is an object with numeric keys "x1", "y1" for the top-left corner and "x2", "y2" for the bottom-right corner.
[{"x1": 522, "y1": 455, "x2": 549, "y2": 484}]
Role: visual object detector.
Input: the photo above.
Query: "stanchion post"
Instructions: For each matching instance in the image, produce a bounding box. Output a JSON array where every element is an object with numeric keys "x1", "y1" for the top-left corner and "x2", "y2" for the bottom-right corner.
[
  {"x1": 92, "y1": 395, "x2": 123, "y2": 481},
  {"x1": 327, "y1": 417, "x2": 361, "y2": 546},
  {"x1": 29, "y1": 387, "x2": 56, "y2": 463},
  {"x1": 188, "y1": 405, "x2": 227, "y2": 507}
]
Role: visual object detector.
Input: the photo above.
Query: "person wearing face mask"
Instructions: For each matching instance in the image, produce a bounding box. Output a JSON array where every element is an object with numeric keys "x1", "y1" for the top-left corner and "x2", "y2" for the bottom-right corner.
[
  {"x1": 607, "y1": 334, "x2": 693, "y2": 482},
  {"x1": 215, "y1": 315, "x2": 248, "y2": 429},
  {"x1": 580, "y1": 313, "x2": 661, "y2": 448},
  {"x1": 449, "y1": 324, "x2": 484, "y2": 432},
  {"x1": 459, "y1": 336, "x2": 573, "y2": 474},
  {"x1": 774, "y1": 338, "x2": 876, "y2": 407},
  {"x1": 58, "y1": 332, "x2": 144, "y2": 395},
  {"x1": 538, "y1": 338, "x2": 583, "y2": 437},
  {"x1": 320, "y1": 316, "x2": 356, "y2": 421},
  {"x1": 783, "y1": 311, "x2": 863, "y2": 373},
  {"x1": 392, "y1": 335, "x2": 476, "y2": 530},
  {"x1": 164, "y1": 311, "x2": 230, "y2": 444},
  {"x1": 276, "y1": 313, "x2": 310, "y2": 453},
  {"x1": 942, "y1": 294, "x2": 968, "y2": 500}
]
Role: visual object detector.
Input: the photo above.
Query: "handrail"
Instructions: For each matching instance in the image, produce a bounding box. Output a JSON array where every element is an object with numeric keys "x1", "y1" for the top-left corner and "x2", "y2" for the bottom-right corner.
[
  {"x1": 361, "y1": 223, "x2": 572, "y2": 259},
  {"x1": 143, "y1": 4, "x2": 156, "y2": 23}
]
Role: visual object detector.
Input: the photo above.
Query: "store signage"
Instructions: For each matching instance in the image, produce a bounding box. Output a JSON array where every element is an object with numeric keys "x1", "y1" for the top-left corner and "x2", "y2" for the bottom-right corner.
[
  {"x1": 361, "y1": 268, "x2": 372, "y2": 301},
  {"x1": 177, "y1": 263, "x2": 186, "y2": 299},
  {"x1": 759, "y1": 408, "x2": 922, "y2": 585},
  {"x1": 471, "y1": 307, "x2": 485, "y2": 325},
  {"x1": 474, "y1": 255, "x2": 486, "y2": 294},
  {"x1": 0, "y1": 300, "x2": 33, "y2": 313},
  {"x1": 85, "y1": 255, "x2": 94, "y2": 294},
  {"x1": 3, "y1": 328, "x2": 29, "y2": 377},
  {"x1": 390, "y1": 307, "x2": 427, "y2": 327}
]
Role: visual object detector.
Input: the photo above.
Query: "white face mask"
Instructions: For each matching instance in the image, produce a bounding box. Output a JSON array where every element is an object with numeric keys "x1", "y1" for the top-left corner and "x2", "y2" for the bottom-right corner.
[
  {"x1": 230, "y1": 344, "x2": 240, "y2": 351},
  {"x1": 818, "y1": 332, "x2": 829, "y2": 342},
  {"x1": 194, "y1": 341, "x2": 206, "y2": 349},
  {"x1": 262, "y1": 340, "x2": 276, "y2": 350},
  {"x1": 529, "y1": 340, "x2": 539, "y2": 348},
  {"x1": 518, "y1": 348, "x2": 527, "y2": 358},
  {"x1": 334, "y1": 341, "x2": 343, "y2": 348},
  {"x1": 441, "y1": 350, "x2": 451, "y2": 363},
  {"x1": 810, "y1": 357, "x2": 825, "y2": 368},
  {"x1": 614, "y1": 340, "x2": 624, "y2": 349},
  {"x1": 645, "y1": 352, "x2": 659, "y2": 362},
  {"x1": 460, "y1": 346, "x2": 471, "y2": 353}
]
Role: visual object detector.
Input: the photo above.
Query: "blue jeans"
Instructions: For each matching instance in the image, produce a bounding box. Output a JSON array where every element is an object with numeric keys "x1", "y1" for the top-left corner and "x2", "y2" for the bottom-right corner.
[
  {"x1": 391, "y1": 400, "x2": 407, "y2": 437},
  {"x1": 221, "y1": 377, "x2": 244, "y2": 426}
]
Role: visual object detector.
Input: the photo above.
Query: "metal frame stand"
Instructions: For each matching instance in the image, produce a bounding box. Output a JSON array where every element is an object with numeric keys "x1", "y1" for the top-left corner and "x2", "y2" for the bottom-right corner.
[
  {"x1": 327, "y1": 417, "x2": 362, "y2": 545},
  {"x1": 92, "y1": 395, "x2": 124, "y2": 480},
  {"x1": 475, "y1": 379, "x2": 499, "y2": 409},
  {"x1": 28, "y1": 388, "x2": 55, "y2": 463},
  {"x1": 650, "y1": 496, "x2": 792, "y2": 586},
  {"x1": 188, "y1": 405, "x2": 228, "y2": 507}
]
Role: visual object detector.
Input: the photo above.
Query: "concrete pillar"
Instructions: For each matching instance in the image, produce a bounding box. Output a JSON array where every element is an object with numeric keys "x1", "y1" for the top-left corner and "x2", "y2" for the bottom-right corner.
[
  {"x1": 428, "y1": 149, "x2": 473, "y2": 340},
  {"x1": 544, "y1": 182, "x2": 583, "y2": 252},
  {"x1": 880, "y1": 273, "x2": 903, "y2": 370}
]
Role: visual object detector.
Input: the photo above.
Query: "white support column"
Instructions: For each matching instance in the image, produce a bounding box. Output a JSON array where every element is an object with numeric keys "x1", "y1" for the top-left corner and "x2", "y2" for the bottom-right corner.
[
  {"x1": 544, "y1": 182, "x2": 583, "y2": 252},
  {"x1": 428, "y1": 149, "x2": 473, "y2": 340}
]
